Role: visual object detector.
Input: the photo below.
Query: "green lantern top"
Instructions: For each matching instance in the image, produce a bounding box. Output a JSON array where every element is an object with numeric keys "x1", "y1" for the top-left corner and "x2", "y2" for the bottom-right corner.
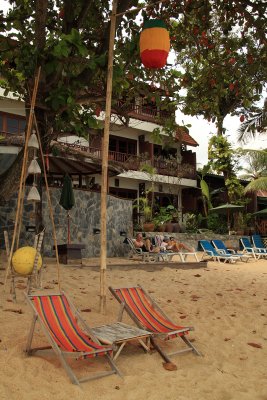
[{"x1": 142, "y1": 19, "x2": 167, "y2": 30}]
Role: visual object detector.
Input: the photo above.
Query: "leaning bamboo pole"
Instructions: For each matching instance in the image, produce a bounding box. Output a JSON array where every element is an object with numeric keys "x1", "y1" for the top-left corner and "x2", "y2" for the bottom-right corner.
[
  {"x1": 4, "y1": 67, "x2": 41, "y2": 291},
  {"x1": 99, "y1": 0, "x2": 118, "y2": 314},
  {"x1": 33, "y1": 114, "x2": 61, "y2": 290}
]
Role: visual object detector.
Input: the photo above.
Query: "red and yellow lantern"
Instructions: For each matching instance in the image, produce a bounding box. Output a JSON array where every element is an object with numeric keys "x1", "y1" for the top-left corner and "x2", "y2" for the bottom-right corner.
[{"x1": 140, "y1": 19, "x2": 170, "y2": 69}]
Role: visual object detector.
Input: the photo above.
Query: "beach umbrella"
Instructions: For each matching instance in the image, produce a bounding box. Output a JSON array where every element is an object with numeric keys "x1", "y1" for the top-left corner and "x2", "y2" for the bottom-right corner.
[
  {"x1": 209, "y1": 203, "x2": 244, "y2": 233},
  {"x1": 59, "y1": 174, "x2": 75, "y2": 244},
  {"x1": 252, "y1": 208, "x2": 267, "y2": 217}
]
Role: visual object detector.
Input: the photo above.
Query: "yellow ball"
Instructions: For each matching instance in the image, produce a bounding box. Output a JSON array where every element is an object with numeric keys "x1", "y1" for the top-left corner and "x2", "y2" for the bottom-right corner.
[{"x1": 12, "y1": 246, "x2": 42, "y2": 275}]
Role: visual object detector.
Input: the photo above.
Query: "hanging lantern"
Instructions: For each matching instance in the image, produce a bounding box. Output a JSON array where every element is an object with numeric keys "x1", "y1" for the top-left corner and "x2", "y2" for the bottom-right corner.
[
  {"x1": 140, "y1": 19, "x2": 170, "y2": 69},
  {"x1": 28, "y1": 132, "x2": 39, "y2": 149},
  {"x1": 27, "y1": 185, "x2": 41, "y2": 202},
  {"x1": 28, "y1": 159, "x2": 41, "y2": 175}
]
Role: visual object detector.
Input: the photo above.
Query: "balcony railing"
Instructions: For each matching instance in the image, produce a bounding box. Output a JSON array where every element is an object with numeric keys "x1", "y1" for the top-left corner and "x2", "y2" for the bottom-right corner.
[
  {"x1": 61, "y1": 142, "x2": 196, "y2": 180},
  {"x1": 152, "y1": 158, "x2": 196, "y2": 179},
  {"x1": 114, "y1": 101, "x2": 172, "y2": 122}
]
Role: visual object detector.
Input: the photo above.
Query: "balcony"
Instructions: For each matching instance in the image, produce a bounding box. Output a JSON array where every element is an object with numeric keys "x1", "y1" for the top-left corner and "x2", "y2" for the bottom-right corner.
[
  {"x1": 152, "y1": 157, "x2": 196, "y2": 179},
  {"x1": 62, "y1": 143, "x2": 196, "y2": 180},
  {"x1": 113, "y1": 101, "x2": 173, "y2": 123}
]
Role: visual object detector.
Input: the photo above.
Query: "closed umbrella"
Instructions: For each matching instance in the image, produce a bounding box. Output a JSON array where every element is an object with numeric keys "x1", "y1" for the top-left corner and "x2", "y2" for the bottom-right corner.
[
  {"x1": 209, "y1": 203, "x2": 244, "y2": 234},
  {"x1": 59, "y1": 174, "x2": 75, "y2": 244}
]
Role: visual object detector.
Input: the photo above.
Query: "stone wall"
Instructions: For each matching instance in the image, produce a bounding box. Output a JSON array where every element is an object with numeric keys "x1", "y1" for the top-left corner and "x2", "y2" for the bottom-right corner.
[{"x1": 0, "y1": 188, "x2": 133, "y2": 258}]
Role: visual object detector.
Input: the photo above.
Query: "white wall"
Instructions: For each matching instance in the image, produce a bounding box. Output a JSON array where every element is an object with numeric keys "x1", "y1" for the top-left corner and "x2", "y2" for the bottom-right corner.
[{"x1": 0, "y1": 96, "x2": 25, "y2": 116}]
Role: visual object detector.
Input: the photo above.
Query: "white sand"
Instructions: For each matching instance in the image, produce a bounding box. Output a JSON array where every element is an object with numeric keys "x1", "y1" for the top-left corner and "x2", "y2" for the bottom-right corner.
[{"x1": 0, "y1": 256, "x2": 267, "y2": 400}]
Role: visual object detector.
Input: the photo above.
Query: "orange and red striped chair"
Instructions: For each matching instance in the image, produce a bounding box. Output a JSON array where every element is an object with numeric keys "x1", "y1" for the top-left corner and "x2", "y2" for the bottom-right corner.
[
  {"x1": 109, "y1": 285, "x2": 201, "y2": 364},
  {"x1": 25, "y1": 292, "x2": 121, "y2": 385}
]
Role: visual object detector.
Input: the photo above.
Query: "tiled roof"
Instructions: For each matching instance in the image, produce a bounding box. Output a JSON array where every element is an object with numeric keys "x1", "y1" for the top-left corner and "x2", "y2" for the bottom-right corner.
[{"x1": 175, "y1": 129, "x2": 199, "y2": 147}]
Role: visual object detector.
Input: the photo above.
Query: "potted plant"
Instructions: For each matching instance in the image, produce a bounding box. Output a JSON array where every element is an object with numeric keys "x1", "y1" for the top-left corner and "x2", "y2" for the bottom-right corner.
[
  {"x1": 153, "y1": 206, "x2": 172, "y2": 231},
  {"x1": 133, "y1": 196, "x2": 154, "y2": 232},
  {"x1": 165, "y1": 205, "x2": 180, "y2": 232}
]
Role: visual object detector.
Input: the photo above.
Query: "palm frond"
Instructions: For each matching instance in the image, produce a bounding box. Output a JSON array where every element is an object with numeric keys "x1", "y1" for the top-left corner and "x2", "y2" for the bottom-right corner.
[{"x1": 237, "y1": 98, "x2": 267, "y2": 143}]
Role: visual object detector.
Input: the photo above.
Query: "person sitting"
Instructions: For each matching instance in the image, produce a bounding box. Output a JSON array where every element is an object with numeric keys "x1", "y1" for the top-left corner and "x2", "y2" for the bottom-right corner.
[
  {"x1": 133, "y1": 233, "x2": 159, "y2": 253},
  {"x1": 163, "y1": 236, "x2": 194, "y2": 253}
]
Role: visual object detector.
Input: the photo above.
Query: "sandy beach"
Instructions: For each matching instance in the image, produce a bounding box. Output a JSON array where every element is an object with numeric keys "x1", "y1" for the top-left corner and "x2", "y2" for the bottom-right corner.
[{"x1": 0, "y1": 255, "x2": 267, "y2": 400}]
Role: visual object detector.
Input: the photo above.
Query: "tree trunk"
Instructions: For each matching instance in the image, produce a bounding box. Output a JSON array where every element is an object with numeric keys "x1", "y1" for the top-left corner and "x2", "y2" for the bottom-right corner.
[{"x1": 216, "y1": 116, "x2": 224, "y2": 136}]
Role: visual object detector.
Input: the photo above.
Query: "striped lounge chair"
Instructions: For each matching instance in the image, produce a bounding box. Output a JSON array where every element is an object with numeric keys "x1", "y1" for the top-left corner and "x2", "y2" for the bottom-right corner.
[
  {"x1": 25, "y1": 292, "x2": 121, "y2": 385},
  {"x1": 109, "y1": 285, "x2": 201, "y2": 365}
]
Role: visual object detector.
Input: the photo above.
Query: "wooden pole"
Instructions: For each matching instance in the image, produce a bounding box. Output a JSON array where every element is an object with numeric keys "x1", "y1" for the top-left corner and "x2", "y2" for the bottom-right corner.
[
  {"x1": 4, "y1": 67, "x2": 41, "y2": 290},
  {"x1": 99, "y1": 0, "x2": 118, "y2": 314},
  {"x1": 33, "y1": 113, "x2": 61, "y2": 290}
]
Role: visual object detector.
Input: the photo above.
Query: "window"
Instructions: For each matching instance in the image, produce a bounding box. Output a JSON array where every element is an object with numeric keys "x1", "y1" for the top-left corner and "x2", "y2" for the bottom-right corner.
[
  {"x1": 114, "y1": 178, "x2": 120, "y2": 187},
  {"x1": 109, "y1": 135, "x2": 137, "y2": 155},
  {"x1": 0, "y1": 112, "x2": 26, "y2": 134},
  {"x1": 109, "y1": 187, "x2": 137, "y2": 200}
]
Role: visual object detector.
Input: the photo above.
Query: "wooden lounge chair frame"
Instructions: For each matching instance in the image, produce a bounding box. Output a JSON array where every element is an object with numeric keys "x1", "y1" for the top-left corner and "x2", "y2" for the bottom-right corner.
[
  {"x1": 109, "y1": 285, "x2": 201, "y2": 364},
  {"x1": 4, "y1": 228, "x2": 45, "y2": 300},
  {"x1": 25, "y1": 291, "x2": 122, "y2": 385}
]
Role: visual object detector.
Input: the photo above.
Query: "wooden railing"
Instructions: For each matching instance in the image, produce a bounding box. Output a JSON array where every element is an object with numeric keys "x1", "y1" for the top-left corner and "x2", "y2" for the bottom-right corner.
[
  {"x1": 153, "y1": 158, "x2": 196, "y2": 179},
  {"x1": 60, "y1": 142, "x2": 196, "y2": 179},
  {"x1": 255, "y1": 220, "x2": 267, "y2": 235},
  {"x1": 114, "y1": 101, "x2": 172, "y2": 121}
]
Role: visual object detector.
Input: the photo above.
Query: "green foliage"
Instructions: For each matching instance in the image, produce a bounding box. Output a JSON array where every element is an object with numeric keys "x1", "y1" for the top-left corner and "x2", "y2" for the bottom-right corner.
[
  {"x1": 184, "y1": 212, "x2": 204, "y2": 233},
  {"x1": 225, "y1": 176, "x2": 246, "y2": 203},
  {"x1": 234, "y1": 212, "x2": 253, "y2": 231},
  {"x1": 200, "y1": 178, "x2": 212, "y2": 215},
  {"x1": 152, "y1": 206, "x2": 173, "y2": 228},
  {"x1": 0, "y1": 0, "x2": 265, "y2": 144},
  {"x1": 237, "y1": 148, "x2": 267, "y2": 180},
  {"x1": 133, "y1": 196, "x2": 152, "y2": 223},
  {"x1": 208, "y1": 135, "x2": 247, "y2": 202},
  {"x1": 206, "y1": 214, "x2": 228, "y2": 234},
  {"x1": 140, "y1": 163, "x2": 156, "y2": 175},
  {"x1": 170, "y1": 4, "x2": 266, "y2": 132},
  {"x1": 237, "y1": 98, "x2": 267, "y2": 143},
  {"x1": 208, "y1": 135, "x2": 236, "y2": 176}
]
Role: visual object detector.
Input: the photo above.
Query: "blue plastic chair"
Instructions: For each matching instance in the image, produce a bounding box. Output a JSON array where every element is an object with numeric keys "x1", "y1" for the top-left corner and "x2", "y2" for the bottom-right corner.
[
  {"x1": 199, "y1": 240, "x2": 239, "y2": 263},
  {"x1": 251, "y1": 234, "x2": 267, "y2": 253},
  {"x1": 240, "y1": 237, "x2": 267, "y2": 260},
  {"x1": 211, "y1": 239, "x2": 252, "y2": 263}
]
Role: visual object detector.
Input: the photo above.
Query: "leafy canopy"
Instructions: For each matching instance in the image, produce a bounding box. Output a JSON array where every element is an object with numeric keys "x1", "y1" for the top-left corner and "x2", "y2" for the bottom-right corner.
[{"x1": 0, "y1": 0, "x2": 266, "y2": 142}]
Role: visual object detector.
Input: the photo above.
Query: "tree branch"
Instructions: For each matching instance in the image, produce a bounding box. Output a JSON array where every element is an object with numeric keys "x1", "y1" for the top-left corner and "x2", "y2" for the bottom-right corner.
[
  {"x1": 76, "y1": 1, "x2": 95, "y2": 29},
  {"x1": 35, "y1": 0, "x2": 48, "y2": 51}
]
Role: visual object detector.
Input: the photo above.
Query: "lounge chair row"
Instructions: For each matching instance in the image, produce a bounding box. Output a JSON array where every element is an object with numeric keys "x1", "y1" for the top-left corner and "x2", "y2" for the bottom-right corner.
[
  {"x1": 25, "y1": 285, "x2": 201, "y2": 385},
  {"x1": 240, "y1": 235, "x2": 267, "y2": 259},
  {"x1": 125, "y1": 237, "x2": 199, "y2": 263},
  {"x1": 199, "y1": 235, "x2": 267, "y2": 263}
]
